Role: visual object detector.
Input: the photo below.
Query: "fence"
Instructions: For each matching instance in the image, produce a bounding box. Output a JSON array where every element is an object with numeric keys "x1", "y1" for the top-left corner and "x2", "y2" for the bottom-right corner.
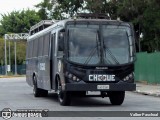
[
  {"x1": 0, "y1": 64, "x2": 26, "y2": 75},
  {"x1": 0, "y1": 53, "x2": 160, "y2": 84},
  {"x1": 135, "y1": 52, "x2": 160, "y2": 84},
  {"x1": 0, "y1": 66, "x2": 5, "y2": 75}
]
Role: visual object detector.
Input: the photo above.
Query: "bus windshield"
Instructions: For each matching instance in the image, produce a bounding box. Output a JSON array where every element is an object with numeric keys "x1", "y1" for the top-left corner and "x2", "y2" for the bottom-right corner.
[
  {"x1": 67, "y1": 25, "x2": 100, "y2": 65},
  {"x1": 67, "y1": 24, "x2": 134, "y2": 65},
  {"x1": 102, "y1": 25, "x2": 131, "y2": 64}
]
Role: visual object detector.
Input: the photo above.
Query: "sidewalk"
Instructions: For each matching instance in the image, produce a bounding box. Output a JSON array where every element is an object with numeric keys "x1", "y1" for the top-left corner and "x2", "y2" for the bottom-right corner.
[{"x1": 135, "y1": 82, "x2": 160, "y2": 97}]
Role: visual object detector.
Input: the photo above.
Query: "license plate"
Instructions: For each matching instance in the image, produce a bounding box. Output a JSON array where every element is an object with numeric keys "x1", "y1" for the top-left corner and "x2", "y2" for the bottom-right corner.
[
  {"x1": 97, "y1": 85, "x2": 109, "y2": 90},
  {"x1": 87, "y1": 91, "x2": 100, "y2": 95}
]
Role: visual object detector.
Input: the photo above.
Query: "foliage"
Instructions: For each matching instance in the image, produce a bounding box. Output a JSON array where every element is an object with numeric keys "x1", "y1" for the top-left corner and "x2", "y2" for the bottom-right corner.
[
  {"x1": 0, "y1": 9, "x2": 40, "y2": 35},
  {"x1": 0, "y1": 10, "x2": 40, "y2": 66},
  {"x1": 0, "y1": 0, "x2": 160, "y2": 67},
  {"x1": 142, "y1": 0, "x2": 160, "y2": 52},
  {"x1": 0, "y1": 38, "x2": 4, "y2": 65},
  {"x1": 39, "y1": 0, "x2": 160, "y2": 52},
  {"x1": 35, "y1": 0, "x2": 53, "y2": 20},
  {"x1": 0, "y1": 38, "x2": 26, "y2": 65}
]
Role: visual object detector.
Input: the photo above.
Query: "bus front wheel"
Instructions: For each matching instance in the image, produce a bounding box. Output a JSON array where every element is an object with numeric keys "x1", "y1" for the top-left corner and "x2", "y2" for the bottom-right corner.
[
  {"x1": 108, "y1": 91, "x2": 125, "y2": 105},
  {"x1": 57, "y1": 80, "x2": 71, "y2": 106}
]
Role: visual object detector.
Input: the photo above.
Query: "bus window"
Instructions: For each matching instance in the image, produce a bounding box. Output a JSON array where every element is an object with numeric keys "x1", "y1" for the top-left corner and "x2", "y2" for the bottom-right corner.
[
  {"x1": 58, "y1": 30, "x2": 64, "y2": 52},
  {"x1": 29, "y1": 40, "x2": 33, "y2": 58},
  {"x1": 43, "y1": 33, "x2": 50, "y2": 56},
  {"x1": 38, "y1": 37, "x2": 44, "y2": 57},
  {"x1": 26, "y1": 42, "x2": 29, "y2": 58},
  {"x1": 33, "y1": 39, "x2": 38, "y2": 57}
]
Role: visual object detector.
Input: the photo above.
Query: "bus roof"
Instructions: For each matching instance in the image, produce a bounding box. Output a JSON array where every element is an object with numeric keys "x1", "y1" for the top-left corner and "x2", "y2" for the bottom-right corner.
[{"x1": 28, "y1": 18, "x2": 125, "y2": 41}]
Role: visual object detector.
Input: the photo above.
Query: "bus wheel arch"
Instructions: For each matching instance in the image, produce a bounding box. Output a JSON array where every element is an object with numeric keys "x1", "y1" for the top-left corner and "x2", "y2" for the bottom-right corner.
[
  {"x1": 32, "y1": 73, "x2": 36, "y2": 85},
  {"x1": 55, "y1": 74, "x2": 60, "y2": 91}
]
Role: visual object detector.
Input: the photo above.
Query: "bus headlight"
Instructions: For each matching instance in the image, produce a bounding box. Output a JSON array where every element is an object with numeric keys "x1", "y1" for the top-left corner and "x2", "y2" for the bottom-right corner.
[
  {"x1": 68, "y1": 73, "x2": 73, "y2": 79},
  {"x1": 73, "y1": 76, "x2": 77, "y2": 81},
  {"x1": 123, "y1": 73, "x2": 134, "y2": 82},
  {"x1": 66, "y1": 72, "x2": 81, "y2": 82},
  {"x1": 73, "y1": 76, "x2": 80, "y2": 82}
]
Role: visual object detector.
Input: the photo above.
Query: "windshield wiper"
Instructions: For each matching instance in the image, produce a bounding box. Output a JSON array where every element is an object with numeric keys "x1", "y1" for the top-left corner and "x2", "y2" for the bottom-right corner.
[
  {"x1": 84, "y1": 30, "x2": 100, "y2": 65},
  {"x1": 102, "y1": 37, "x2": 120, "y2": 64}
]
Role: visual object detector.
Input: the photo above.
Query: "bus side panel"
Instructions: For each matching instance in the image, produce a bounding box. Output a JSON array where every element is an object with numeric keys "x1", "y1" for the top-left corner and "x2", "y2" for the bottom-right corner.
[
  {"x1": 37, "y1": 56, "x2": 51, "y2": 90},
  {"x1": 36, "y1": 32, "x2": 52, "y2": 91},
  {"x1": 26, "y1": 59, "x2": 32, "y2": 86},
  {"x1": 43, "y1": 57, "x2": 51, "y2": 90},
  {"x1": 32, "y1": 57, "x2": 38, "y2": 84},
  {"x1": 26, "y1": 40, "x2": 34, "y2": 87}
]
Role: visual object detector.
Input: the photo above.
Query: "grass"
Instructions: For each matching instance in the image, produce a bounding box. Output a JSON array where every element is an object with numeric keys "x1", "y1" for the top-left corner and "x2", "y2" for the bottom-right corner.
[{"x1": 0, "y1": 75, "x2": 26, "y2": 78}]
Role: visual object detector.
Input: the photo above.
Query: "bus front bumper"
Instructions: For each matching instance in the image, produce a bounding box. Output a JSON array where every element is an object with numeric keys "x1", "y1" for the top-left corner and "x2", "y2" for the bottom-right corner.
[{"x1": 63, "y1": 82, "x2": 136, "y2": 91}]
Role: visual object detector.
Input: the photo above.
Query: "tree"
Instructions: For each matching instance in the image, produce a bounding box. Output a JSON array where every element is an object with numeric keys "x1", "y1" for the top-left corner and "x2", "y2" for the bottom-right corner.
[
  {"x1": 35, "y1": 0, "x2": 53, "y2": 20},
  {"x1": 0, "y1": 10, "x2": 40, "y2": 35},
  {"x1": 142, "y1": 0, "x2": 160, "y2": 52},
  {"x1": 0, "y1": 9, "x2": 41, "y2": 66},
  {"x1": 0, "y1": 38, "x2": 4, "y2": 66},
  {"x1": 35, "y1": 0, "x2": 84, "y2": 19}
]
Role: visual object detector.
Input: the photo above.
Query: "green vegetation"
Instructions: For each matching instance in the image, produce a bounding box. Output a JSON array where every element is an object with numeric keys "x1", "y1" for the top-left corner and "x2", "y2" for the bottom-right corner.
[
  {"x1": 0, "y1": 0, "x2": 160, "y2": 66},
  {"x1": 0, "y1": 10, "x2": 40, "y2": 35},
  {"x1": 0, "y1": 10, "x2": 39, "y2": 66},
  {"x1": 0, "y1": 38, "x2": 26, "y2": 66},
  {"x1": 0, "y1": 38, "x2": 4, "y2": 65},
  {"x1": 35, "y1": 0, "x2": 160, "y2": 52},
  {"x1": 0, "y1": 75, "x2": 26, "y2": 78}
]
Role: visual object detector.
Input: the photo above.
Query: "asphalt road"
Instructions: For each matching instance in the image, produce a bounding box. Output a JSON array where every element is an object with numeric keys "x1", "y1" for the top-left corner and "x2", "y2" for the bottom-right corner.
[{"x1": 0, "y1": 77, "x2": 160, "y2": 120}]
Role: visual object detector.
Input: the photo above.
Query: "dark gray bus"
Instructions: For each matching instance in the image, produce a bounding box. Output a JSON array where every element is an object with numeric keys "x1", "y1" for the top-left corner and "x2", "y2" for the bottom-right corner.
[{"x1": 26, "y1": 18, "x2": 136, "y2": 106}]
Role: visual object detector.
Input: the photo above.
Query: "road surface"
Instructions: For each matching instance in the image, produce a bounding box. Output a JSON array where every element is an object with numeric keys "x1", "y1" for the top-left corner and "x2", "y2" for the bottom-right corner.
[{"x1": 0, "y1": 77, "x2": 159, "y2": 120}]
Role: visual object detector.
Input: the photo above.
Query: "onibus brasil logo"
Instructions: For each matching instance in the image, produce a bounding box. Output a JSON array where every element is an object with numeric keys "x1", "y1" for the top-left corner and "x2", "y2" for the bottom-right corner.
[
  {"x1": 1, "y1": 108, "x2": 12, "y2": 120},
  {"x1": 1, "y1": 108, "x2": 49, "y2": 119}
]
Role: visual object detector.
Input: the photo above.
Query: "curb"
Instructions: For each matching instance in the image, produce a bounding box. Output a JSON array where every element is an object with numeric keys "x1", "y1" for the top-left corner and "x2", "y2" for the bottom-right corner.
[{"x1": 134, "y1": 90, "x2": 160, "y2": 97}]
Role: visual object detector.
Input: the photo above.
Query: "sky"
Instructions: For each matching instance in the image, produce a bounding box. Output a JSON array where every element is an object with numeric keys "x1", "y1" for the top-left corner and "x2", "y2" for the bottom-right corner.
[{"x1": 0, "y1": 0, "x2": 42, "y2": 19}]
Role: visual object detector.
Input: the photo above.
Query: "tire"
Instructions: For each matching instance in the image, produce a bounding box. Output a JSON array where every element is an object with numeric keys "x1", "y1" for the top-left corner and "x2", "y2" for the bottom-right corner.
[
  {"x1": 33, "y1": 78, "x2": 41, "y2": 97},
  {"x1": 40, "y1": 89, "x2": 48, "y2": 97},
  {"x1": 57, "y1": 79, "x2": 71, "y2": 106},
  {"x1": 33, "y1": 76, "x2": 48, "y2": 97},
  {"x1": 108, "y1": 91, "x2": 125, "y2": 105}
]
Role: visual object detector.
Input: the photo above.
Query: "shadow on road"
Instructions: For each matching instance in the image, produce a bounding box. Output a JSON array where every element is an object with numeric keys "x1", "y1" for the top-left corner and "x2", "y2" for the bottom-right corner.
[{"x1": 45, "y1": 93, "x2": 112, "y2": 107}]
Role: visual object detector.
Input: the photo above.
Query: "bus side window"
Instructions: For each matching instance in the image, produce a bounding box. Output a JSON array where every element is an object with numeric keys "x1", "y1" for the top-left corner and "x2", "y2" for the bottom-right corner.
[
  {"x1": 58, "y1": 30, "x2": 64, "y2": 52},
  {"x1": 26, "y1": 42, "x2": 29, "y2": 58},
  {"x1": 38, "y1": 37, "x2": 44, "y2": 57},
  {"x1": 29, "y1": 40, "x2": 33, "y2": 58},
  {"x1": 43, "y1": 33, "x2": 50, "y2": 56},
  {"x1": 51, "y1": 33, "x2": 56, "y2": 57},
  {"x1": 33, "y1": 39, "x2": 38, "y2": 57}
]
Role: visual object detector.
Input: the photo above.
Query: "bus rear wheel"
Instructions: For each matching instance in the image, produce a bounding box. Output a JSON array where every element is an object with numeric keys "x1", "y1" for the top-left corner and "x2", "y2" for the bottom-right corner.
[
  {"x1": 108, "y1": 91, "x2": 125, "y2": 105},
  {"x1": 57, "y1": 80, "x2": 71, "y2": 106},
  {"x1": 33, "y1": 81, "x2": 41, "y2": 97},
  {"x1": 33, "y1": 76, "x2": 48, "y2": 97}
]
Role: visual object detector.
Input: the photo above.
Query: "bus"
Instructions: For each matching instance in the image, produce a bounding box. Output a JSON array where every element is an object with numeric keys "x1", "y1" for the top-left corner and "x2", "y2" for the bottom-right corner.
[{"x1": 26, "y1": 15, "x2": 136, "y2": 106}]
